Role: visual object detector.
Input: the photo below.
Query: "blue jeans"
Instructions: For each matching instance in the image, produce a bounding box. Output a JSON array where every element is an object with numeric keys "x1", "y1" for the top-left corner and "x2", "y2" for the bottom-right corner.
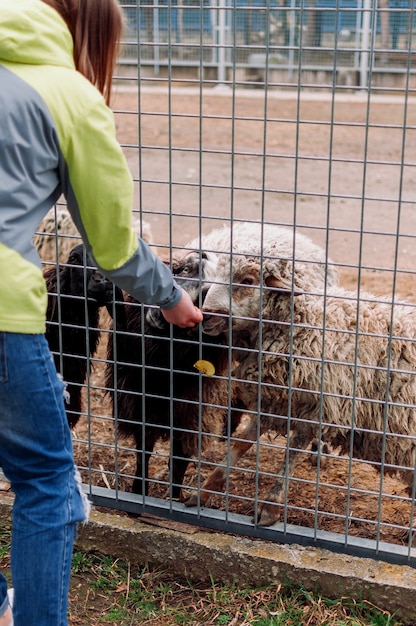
[{"x1": 0, "y1": 333, "x2": 88, "y2": 626}]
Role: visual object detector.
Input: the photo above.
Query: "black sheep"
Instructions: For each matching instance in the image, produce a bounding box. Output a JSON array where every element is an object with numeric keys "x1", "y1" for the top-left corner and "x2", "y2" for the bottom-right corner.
[
  {"x1": 44, "y1": 243, "x2": 116, "y2": 428},
  {"x1": 105, "y1": 249, "x2": 245, "y2": 499}
]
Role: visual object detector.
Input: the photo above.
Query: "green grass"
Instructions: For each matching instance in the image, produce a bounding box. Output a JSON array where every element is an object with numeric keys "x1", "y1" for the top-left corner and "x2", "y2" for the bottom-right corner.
[
  {"x1": 68, "y1": 550, "x2": 404, "y2": 625},
  {"x1": 0, "y1": 524, "x2": 405, "y2": 625}
]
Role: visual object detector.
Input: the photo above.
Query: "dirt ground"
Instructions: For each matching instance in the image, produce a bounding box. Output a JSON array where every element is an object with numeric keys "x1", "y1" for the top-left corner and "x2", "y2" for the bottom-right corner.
[{"x1": 72, "y1": 88, "x2": 416, "y2": 549}]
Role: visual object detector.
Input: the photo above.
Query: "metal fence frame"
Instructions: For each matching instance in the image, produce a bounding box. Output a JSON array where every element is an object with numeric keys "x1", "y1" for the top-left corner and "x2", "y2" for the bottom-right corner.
[{"x1": 120, "y1": 0, "x2": 416, "y2": 89}]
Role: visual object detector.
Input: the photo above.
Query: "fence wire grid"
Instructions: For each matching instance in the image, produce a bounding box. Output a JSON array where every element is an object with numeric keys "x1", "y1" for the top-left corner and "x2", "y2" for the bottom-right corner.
[{"x1": 35, "y1": 0, "x2": 416, "y2": 568}]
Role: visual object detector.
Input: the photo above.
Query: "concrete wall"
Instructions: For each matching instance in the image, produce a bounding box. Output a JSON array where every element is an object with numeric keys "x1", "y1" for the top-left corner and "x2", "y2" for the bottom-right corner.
[{"x1": 0, "y1": 493, "x2": 414, "y2": 623}]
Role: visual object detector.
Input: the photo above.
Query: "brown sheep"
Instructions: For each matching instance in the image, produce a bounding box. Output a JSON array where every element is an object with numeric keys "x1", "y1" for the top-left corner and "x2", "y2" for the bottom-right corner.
[
  {"x1": 105, "y1": 248, "x2": 245, "y2": 498},
  {"x1": 45, "y1": 243, "x2": 116, "y2": 427}
]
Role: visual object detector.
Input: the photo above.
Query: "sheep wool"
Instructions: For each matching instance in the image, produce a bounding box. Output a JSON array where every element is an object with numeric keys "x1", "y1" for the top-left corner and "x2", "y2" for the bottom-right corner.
[
  {"x1": 34, "y1": 207, "x2": 80, "y2": 264},
  {"x1": 191, "y1": 229, "x2": 416, "y2": 527}
]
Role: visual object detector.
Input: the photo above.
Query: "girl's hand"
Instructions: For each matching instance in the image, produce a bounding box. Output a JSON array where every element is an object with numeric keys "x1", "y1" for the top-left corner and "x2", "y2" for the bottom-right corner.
[{"x1": 161, "y1": 290, "x2": 203, "y2": 328}]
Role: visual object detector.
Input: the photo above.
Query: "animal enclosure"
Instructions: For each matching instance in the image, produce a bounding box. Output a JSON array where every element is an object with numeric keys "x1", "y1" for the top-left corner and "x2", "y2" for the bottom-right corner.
[{"x1": 38, "y1": 0, "x2": 416, "y2": 568}]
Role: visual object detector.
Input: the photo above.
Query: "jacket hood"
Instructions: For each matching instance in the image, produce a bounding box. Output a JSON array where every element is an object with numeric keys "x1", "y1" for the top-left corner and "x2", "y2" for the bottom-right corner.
[{"x1": 0, "y1": 0, "x2": 74, "y2": 69}]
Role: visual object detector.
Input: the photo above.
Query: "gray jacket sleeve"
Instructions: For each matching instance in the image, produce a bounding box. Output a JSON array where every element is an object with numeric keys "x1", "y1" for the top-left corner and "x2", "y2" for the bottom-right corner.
[{"x1": 93, "y1": 237, "x2": 183, "y2": 310}]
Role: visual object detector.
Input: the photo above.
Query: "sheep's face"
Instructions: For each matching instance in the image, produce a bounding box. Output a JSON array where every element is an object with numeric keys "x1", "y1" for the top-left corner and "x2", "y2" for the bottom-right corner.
[
  {"x1": 202, "y1": 259, "x2": 263, "y2": 336},
  {"x1": 202, "y1": 255, "x2": 303, "y2": 336},
  {"x1": 171, "y1": 249, "x2": 217, "y2": 300},
  {"x1": 86, "y1": 270, "x2": 116, "y2": 306},
  {"x1": 146, "y1": 249, "x2": 218, "y2": 329},
  {"x1": 59, "y1": 244, "x2": 115, "y2": 306}
]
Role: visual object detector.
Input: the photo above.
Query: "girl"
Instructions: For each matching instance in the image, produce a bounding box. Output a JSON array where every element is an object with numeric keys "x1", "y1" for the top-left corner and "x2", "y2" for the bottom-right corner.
[{"x1": 0, "y1": 1, "x2": 202, "y2": 624}]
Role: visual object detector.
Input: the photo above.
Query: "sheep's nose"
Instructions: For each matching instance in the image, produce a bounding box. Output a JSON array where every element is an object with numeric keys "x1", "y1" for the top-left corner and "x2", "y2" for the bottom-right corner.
[
  {"x1": 200, "y1": 285, "x2": 210, "y2": 304},
  {"x1": 87, "y1": 272, "x2": 113, "y2": 303},
  {"x1": 202, "y1": 312, "x2": 214, "y2": 324},
  {"x1": 202, "y1": 311, "x2": 228, "y2": 335},
  {"x1": 92, "y1": 272, "x2": 106, "y2": 285},
  {"x1": 146, "y1": 307, "x2": 167, "y2": 330}
]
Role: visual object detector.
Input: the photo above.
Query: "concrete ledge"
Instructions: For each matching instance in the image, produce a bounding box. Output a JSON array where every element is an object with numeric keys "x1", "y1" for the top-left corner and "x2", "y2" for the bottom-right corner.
[
  {"x1": 1, "y1": 494, "x2": 415, "y2": 623},
  {"x1": 76, "y1": 509, "x2": 416, "y2": 623}
]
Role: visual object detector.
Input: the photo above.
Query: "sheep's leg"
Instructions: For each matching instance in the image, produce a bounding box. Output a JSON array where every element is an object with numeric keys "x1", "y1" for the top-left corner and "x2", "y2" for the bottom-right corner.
[
  {"x1": 169, "y1": 439, "x2": 191, "y2": 500},
  {"x1": 184, "y1": 415, "x2": 260, "y2": 508},
  {"x1": 139, "y1": 441, "x2": 190, "y2": 500},
  {"x1": 256, "y1": 429, "x2": 311, "y2": 527},
  {"x1": 132, "y1": 432, "x2": 156, "y2": 496},
  {"x1": 132, "y1": 448, "x2": 151, "y2": 495},
  {"x1": 131, "y1": 436, "x2": 190, "y2": 499},
  {"x1": 66, "y1": 383, "x2": 82, "y2": 429}
]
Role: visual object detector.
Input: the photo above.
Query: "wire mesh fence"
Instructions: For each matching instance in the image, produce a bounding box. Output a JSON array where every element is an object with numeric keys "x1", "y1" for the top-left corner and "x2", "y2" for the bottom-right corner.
[{"x1": 34, "y1": 0, "x2": 416, "y2": 568}]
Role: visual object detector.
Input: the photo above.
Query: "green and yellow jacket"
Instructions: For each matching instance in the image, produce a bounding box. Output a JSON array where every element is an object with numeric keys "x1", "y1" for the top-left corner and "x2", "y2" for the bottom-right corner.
[{"x1": 0, "y1": 0, "x2": 182, "y2": 334}]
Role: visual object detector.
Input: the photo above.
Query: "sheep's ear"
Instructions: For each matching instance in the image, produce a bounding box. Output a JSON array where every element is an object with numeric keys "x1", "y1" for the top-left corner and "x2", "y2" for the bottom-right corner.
[
  {"x1": 265, "y1": 275, "x2": 303, "y2": 296},
  {"x1": 157, "y1": 251, "x2": 172, "y2": 266}
]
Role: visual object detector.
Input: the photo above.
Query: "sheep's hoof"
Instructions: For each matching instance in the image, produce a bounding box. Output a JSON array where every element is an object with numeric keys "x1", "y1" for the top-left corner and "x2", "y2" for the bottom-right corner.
[
  {"x1": 255, "y1": 506, "x2": 280, "y2": 527},
  {"x1": 310, "y1": 439, "x2": 330, "y2": 468},
  {"x1": 183, "y1": 493, "x2": 201, "y2": 508},
  {"x1": 183, "y1": 491, "x2": 211, "y2": 508}
]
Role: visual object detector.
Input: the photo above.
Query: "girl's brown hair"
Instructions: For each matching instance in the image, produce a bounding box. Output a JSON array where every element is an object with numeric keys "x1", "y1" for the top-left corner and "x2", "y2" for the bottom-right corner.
[{"x1": 41, "y1": 0, "x2": 124, "y2": 104}]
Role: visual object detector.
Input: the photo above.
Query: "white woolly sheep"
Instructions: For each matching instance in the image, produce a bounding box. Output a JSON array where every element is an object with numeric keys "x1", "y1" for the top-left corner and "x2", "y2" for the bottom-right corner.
[
  {"x1": 34, "y1": 207, "x2": 80, "y2": 263},
  {"x1": 186, "y1": 223, "x2": 337, "y2": 285},
  {"x1": 35, "y1": 207, "x2": 154, "y2": 264},
  {"x1": 193, "y1": 242, "x2": 416, "y2": 527},
  {"x1": 132, "y1": 216, "x2": 154, "y2": 247}
]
